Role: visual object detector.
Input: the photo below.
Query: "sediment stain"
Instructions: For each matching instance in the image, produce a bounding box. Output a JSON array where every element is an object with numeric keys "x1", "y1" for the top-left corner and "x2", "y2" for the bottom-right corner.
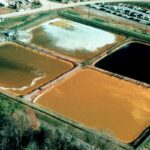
[{"x1": 30, "y1": 18, "x2": 125, "y2": 59}]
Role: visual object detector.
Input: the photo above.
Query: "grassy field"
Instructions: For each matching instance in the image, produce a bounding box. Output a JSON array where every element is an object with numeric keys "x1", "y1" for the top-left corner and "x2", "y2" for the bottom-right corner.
[
  {"x1": 136, "y1": 136, "x2": 150, "y2": 150},
  {"x1": 0, "y1": 15, "x2": 36, "y2": 31},
  {"x1": 59, "y1": 10, "x2": 150, "y2": 42},
  {"x1": 0, "y1": 11, "x2": 57, "y2": 31}
]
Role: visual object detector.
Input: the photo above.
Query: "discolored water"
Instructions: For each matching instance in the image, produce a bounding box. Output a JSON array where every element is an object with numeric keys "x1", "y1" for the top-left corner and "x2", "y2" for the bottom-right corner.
[
  {"x1": 0, "y1": 42, "x2": 73, "y2": 95},
  {"x1": 29, "y1": 18, "x2": 125, "y2": 59},
  {"x1": 36, "y1": 68, "x2": 150, "y2": 143},
  {"x1": 95, "y1": 42, "x2": 150, "y2": 84}
]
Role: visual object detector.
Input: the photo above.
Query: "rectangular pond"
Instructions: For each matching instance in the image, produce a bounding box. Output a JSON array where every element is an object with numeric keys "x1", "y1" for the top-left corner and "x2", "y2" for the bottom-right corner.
[
  {"x1": 95, "y1": 42, "x2": 150, "y2": 85},
  {"x1": 0, "y1": 42, "x2": 73, "y2": 96},
  {"x1": 28, "y1": 18, "x2": 125, "y2": 60},
  {"x1": 35, "y1": 68, "x2": 150, "y2": 143}
]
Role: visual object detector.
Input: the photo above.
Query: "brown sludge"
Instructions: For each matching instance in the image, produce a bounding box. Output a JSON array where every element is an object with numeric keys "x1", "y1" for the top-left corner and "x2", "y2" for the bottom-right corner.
[
  {"x1": 0, "y1": 42, "x2": 73, "y2": 96},
  {"x1": 36, "y1": 68, "x2": 150, "y2": 143}
]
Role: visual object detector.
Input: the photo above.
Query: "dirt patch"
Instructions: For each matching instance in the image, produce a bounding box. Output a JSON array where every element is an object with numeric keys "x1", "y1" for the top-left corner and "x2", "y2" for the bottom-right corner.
[
  {"x1": 0, "y1": 7, "x2": 15, "y2": 14},
  {"x1": 50, "y1": 19, "x2": 75, "y2": 30},
  {"x1": 26, "y1": 108, "x2": 39, "y2": 130}
]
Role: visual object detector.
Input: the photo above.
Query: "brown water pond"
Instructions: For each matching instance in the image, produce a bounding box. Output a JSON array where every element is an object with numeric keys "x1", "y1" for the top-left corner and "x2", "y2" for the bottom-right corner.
[
  {"x1": 36, "y1": 68, "x2": 150, "y2": 143},
  {"x1": 0, "y1": 42, "x2": 73, "y2": 96},
  {"x1": 95, "y1": 42, "x2": 150, "y2": 85}
]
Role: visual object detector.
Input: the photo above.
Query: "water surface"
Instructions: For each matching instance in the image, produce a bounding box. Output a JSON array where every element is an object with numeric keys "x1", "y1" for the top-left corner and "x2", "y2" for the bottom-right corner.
[
  {"x1": 0, "y1": 42, "x2": 73, "y2": 95},
  {"x1": 95, "y1": 42, "x2": 150, "y2": 84},
  {"x1": 36, "y1": 68, "x2": 150, "y2": 143},
  {"x1": 30, "y1": 18, "x2": 124, "y2": 59}
]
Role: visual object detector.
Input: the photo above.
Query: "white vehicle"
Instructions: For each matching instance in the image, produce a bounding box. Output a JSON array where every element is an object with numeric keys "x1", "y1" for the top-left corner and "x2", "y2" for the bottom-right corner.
[
  {"x1": 90, "y1": 4, "x2": 97, "y2": 8},
  {"x1": 122, "y1": 14, "x2": 129, "y2": 18},
  {"x1": 94, "y1": 5, "x2": 101, "y2": 9},
  {"x1": 146, "y1": 11, "x2": 150, "y2": 14},
  {"x1": 118, "y1": 3, "x2": 123, "y2": 6}
]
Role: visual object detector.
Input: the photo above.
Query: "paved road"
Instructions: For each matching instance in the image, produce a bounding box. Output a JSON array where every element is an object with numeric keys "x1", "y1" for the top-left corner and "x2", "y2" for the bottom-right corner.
[{"x1": 0, "y1": 0, "x2": 149, "y2": 19}]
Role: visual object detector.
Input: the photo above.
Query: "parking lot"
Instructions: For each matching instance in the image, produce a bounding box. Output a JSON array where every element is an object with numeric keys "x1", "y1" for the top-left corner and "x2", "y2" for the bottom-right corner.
[{"x1": 90, "y1": 3, "x2": 150, "y2": 25}]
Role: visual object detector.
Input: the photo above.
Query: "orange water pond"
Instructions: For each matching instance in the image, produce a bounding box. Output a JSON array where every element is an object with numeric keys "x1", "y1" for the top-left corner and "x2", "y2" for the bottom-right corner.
[{"x1": 36, "y1": 68, "x2": 150, "y2": 143}]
